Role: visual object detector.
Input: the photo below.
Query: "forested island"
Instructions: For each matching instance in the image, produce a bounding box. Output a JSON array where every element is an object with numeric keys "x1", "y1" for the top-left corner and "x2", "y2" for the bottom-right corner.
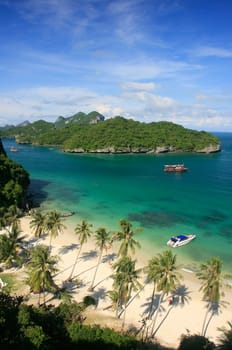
[{"x1": 0, "y1": 112, "x2": 220, "y2": 154}]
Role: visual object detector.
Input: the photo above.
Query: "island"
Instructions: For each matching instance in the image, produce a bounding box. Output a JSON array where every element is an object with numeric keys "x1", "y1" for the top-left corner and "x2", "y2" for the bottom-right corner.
[{"x1": 0, "y1": 112, "x2": 221, "y2": 154}]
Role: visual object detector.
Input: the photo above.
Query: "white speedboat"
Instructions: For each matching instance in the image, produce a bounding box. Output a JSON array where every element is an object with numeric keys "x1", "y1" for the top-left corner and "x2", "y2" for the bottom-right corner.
[{"x1": 167, "y1": 234, "x2": 196, "y2": 248}]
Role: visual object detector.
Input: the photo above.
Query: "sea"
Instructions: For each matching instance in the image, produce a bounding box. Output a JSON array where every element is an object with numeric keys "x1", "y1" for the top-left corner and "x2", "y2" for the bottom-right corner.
[{"x1": 2, "y1": 133, "x2": 232, "y2": 273}]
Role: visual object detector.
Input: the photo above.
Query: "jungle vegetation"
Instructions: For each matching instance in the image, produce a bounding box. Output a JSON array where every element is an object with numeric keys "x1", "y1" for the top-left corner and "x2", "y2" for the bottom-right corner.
[
  {"x1": 0, "y1": 112, "x2": 220, "y2": 153},
  {"x1": 0, "y1": 138, "x2": 30, "y2": 226}
]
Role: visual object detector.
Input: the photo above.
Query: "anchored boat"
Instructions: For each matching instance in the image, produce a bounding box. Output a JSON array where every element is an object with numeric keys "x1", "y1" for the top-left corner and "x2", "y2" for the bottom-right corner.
[
  {"x1": 167, "y1": 234, "x2": 196, "y2": 248},
  {"x1": 164, "y1": 164, "x2": 188, "y2": 172}
]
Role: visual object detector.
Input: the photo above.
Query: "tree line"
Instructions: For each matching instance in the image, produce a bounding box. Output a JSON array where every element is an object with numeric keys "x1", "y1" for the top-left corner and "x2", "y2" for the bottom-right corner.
[{"x1": 0, "y1": 210, "x2": 231, "y2": 350}]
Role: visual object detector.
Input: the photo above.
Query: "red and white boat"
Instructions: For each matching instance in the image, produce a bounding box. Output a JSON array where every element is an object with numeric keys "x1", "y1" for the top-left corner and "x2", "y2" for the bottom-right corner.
[{"x1": 164, "y1": 164, "x2": 188, "y2": 172}]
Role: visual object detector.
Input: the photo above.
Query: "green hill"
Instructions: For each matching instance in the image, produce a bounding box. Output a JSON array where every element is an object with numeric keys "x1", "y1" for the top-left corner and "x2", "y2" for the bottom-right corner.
[{"x1": 0, "y1": 113, "x2": 221, "y2": 153}]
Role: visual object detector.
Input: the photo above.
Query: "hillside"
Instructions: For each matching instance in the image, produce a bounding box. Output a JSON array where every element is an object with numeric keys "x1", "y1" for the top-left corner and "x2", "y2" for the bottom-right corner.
[
  {"x1": 0, "y1": 138, "x2": 30, "y2": 220},
  {"x1": 0, "y1": 112, "x2": 221, "y2": 154}
]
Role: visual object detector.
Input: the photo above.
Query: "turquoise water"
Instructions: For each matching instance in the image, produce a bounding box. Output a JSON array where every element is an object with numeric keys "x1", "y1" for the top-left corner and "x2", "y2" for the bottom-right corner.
[{"x1": 3, "y1": 133, "x2": 232, "y2": 272}]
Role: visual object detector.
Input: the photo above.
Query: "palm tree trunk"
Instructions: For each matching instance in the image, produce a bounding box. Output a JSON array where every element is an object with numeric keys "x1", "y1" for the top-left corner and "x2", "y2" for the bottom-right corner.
[
  {"x1": 68, "y1": 245, "x2": 82, "y2": 281},
  {"x1": 118, "y1": 284, "x2": 145, "y2": 318},
  {"x1": 152, "y1": 305, "x2": 173, "y2": 337},
  {"x1": 49, "y1": 235, "x2": 52, "y2": 251},
  {"x1": 122, "y1": 305, "x2": 127, "y2": 330},
  {"x1": 38, "y1": 291, "x2": 41, "y2": 307},
  {"x1": 89, "y1": 249, "x2": 103, "y2": 291}
]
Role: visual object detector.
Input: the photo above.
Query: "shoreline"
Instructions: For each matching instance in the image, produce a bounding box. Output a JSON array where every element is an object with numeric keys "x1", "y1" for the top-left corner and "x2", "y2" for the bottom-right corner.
[{"x1": 11, "y1": 215, "x2": 231, "y2": 349}]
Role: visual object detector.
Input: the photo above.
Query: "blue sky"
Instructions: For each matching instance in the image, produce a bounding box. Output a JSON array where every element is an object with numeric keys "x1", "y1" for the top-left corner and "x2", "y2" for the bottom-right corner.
[{"x1": 0, "y1": 0, "x2": 232, "y2": 131}]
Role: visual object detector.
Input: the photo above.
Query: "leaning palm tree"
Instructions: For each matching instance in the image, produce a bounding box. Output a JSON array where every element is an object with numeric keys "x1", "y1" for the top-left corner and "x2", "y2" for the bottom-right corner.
[
  {"x1": 196, "y1": 256, "x2": 225, "y2": 337},
  {"x1": 147, "y1": 249, "x2": 182, "y2": 338},
  {"x1": 30, "y1": 210, "x2": 47, "y2": 238},
  {"x1": 112, "y1": 256, "x2": 142, "y2": 328},
  {"x1": 68, "y1": 220, "x2": 93, "y2": 281},
  {"x1": 89, "y1": 227, "x2": 111, "y2": 291},
  {"x1": 45, "y1": 210, "x2": 66, "y2": 250},
  {"x1": 26, "y1": 245, "x2": 59, "y2": 306},
  {"x1": 112, "y1": 219, "x2": 141, "y2": 258}
]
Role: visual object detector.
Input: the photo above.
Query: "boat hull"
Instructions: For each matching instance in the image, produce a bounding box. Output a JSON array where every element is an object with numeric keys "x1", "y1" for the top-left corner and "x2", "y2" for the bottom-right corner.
[{"x1": 167, "y1": 234, "x2": 196, "y2": 248}]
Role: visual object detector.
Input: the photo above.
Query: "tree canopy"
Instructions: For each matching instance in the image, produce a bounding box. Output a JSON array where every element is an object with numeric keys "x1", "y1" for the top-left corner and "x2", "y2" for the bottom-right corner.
[{"x1": 0, "y1": 113, "x2": 220, "y2": 153}]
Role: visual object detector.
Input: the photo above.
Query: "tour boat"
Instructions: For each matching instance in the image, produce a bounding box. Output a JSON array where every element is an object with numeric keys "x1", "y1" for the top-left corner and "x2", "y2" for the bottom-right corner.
[
  {"x1": 164, "y1": 164, "x2": 188, "y2": 172},
  {"x1": 167, "y1": 234, "x2": 196, "y2": 248}
]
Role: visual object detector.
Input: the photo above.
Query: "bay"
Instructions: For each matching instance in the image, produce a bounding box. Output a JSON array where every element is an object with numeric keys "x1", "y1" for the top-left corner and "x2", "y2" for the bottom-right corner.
[{"x1": 3, "y1": 133, "x2": 232, "y2": 272}]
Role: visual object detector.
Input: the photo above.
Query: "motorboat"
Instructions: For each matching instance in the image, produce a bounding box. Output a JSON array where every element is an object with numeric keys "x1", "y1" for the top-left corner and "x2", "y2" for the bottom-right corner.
[{"x1": 167, "y1": 234, "x2": 196, "y2": 247}]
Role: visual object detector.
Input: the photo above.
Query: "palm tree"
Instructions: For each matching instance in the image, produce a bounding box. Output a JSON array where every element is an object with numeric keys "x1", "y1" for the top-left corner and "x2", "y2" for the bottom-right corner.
[
  {"x1": 1, "y1": 205, "x2": 19, "y2": 229},
  {"x1": 68, "y1": 220, "x2": 93, "y2": 281},
  {"x1": 0, "y1": 223, "x2": 26, "y2": 268},
  {"x1": 26, "y1": 245, "x2": 59, "y2": 306},
  {"x1": 89, "y1": 227, "x2": 111, "y2": 291},
  {"x1": 112, "y1": 219, "x2": 141, "y2": 257},
  {"x1": 30, "y1": 210, "x2": 47, "y2": 238},
  {"x1": 196, "y1": 256, "x2": 225, "y2": 337},
  {"x1": 147, "y1": 249, "x2": 182, "y2": 338},
  {"x1": 112, "y1": 256, "x2": 142, "y2": 328},
  {"x1": 45, "y1": 210, "x2": 66, "y2": 250}
]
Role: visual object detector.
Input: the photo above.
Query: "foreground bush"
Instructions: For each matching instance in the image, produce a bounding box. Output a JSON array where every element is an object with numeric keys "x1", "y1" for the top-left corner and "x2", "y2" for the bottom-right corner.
[{"x1": 178, "y1": 334, "x2": 215, "y2": 350}]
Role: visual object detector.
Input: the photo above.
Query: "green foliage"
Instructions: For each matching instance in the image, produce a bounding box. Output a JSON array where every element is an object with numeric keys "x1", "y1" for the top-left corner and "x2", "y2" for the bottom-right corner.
[
  {"x1": 0, "y1": 292, "x2": 23, "y2": 348},
  {"x1": 0, "y1": 113, "x2": 220, "y2": 152},
  {"x1": 0, "y1": 292, "x2": 164, "y2": 349},
  {"x1": 217, "y1": 321, "x2": 232, "y2": 349},
  {"x1": 0, "y1": 224, "x2": 26, "y2": 268},
  {"x1": 177, "y1": 334, "x2": 215, "y2": 350},
  {"x1": 0, "y1": 140, "x2": 30, "y2": 216}
]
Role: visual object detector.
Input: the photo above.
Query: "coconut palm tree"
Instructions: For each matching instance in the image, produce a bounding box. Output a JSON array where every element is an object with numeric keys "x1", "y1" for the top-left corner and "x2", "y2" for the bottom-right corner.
[
  {"x1": 0, "y1": 223, "x2": 26, "y2": 268},
  {"x1": 112, "y1": 256, "x2": 142, "y2": 328},
  {"x1": 26, "y1": 245, "x2": 59, "y2": 306},
  {"x1": 0, "y1": 204, "x2": 19, "y2": 229},
  {"x1": 196, "y1": 256, "x2": 225, "y2": 337},
  {"x1": 68, "y1": 220, "x2": 93, "y2": 281},
  {"x1": 89, "y1": 227, "x2": 111, "y2": 291},
  {"x1": 112, "y1": 219, "x2": 141, "y2": 258},
  {"x1": 30, "y1": 210, "x2": 47, "y2": 238},
  {"x1": 45, "y1": 210, "x2": 66, "y2": 250},
  {"x1": 147, "y1": 249, "x2": 182, "y2": 338}
]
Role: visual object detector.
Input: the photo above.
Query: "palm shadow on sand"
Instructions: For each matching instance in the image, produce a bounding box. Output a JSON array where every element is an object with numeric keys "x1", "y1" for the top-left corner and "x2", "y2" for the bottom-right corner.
[{"x1": 58, "y1": 243, "x2": 79, "y2": 255}]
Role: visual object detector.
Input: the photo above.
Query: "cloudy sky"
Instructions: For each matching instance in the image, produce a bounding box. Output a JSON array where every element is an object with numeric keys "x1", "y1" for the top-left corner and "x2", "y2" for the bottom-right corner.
[{"x1": 0, "y1": 0, "x2": 232, "y2": 131}]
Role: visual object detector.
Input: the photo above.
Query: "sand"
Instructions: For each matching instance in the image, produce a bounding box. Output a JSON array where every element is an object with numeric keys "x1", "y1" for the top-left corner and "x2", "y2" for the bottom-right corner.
[{"x1": 13, "y1": 216, "x2": 232, "y2": 348}]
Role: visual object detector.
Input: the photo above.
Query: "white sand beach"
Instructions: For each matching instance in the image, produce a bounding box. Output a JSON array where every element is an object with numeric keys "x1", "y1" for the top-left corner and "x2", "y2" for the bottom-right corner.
[{"x1": 17, "y1": 215, "x2": 232, "y2": 349}]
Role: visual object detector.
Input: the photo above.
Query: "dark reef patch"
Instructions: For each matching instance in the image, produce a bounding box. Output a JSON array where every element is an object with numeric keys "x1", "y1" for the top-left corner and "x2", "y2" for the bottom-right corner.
[
  {"x1": 219, "y1": 225, "x2": 232, "y2": 240},
  {"x1": 128, "y1": 210, "x2": 185, "y2": 228},
  {"x1": 197, "y1": 210, "x2": 227, "y2": 229}
]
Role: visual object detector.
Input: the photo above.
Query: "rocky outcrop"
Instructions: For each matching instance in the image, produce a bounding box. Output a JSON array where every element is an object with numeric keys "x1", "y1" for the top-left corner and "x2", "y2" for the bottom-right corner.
[
  {"x1": 63, "y1": 143, "x2": 221, "y2": 154},
  {"x1": 196, "y1": 144, "x2": 221, "y2": 153}
]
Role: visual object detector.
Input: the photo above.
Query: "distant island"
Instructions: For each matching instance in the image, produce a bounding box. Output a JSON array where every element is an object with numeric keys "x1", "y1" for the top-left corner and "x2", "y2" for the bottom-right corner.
[{"x1": 0, "y1": 111, "x2": 221, "y2": 154}]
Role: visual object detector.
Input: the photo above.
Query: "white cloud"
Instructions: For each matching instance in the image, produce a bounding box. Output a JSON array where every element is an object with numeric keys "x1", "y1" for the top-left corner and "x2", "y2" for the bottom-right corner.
[
  {"x1": 1, "y1": 85, "x2": 230, "y2": 131},
  {"x1": 121, "y1": 82, "x2": 157, "y2": 91},
  {"x1": 193, "y1": 46, "x2": 232, "y2": 58}
]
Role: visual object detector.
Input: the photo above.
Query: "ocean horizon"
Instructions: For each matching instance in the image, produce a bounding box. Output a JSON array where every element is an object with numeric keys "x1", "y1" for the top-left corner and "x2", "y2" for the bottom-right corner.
[{"x1": 3, "y1": 132, "x2": 232, "y2": 273}]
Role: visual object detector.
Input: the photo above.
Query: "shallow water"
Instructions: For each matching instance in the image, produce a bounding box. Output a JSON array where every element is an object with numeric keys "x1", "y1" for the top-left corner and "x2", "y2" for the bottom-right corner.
[{"x1": 3, "y1": 132, "x2": 232, "y2": 272}]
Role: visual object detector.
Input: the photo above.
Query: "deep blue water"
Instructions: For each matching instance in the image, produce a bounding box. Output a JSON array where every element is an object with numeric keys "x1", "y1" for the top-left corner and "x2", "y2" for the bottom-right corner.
[{"x1": 3, "y1": 133, "x2": 232, "y2": 272}]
